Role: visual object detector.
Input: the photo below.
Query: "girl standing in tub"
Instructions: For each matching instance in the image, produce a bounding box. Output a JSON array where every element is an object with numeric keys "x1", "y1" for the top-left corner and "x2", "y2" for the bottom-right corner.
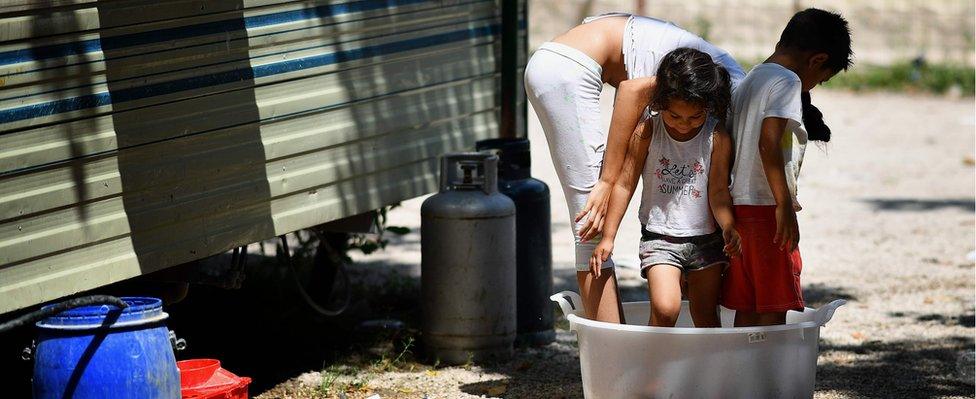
[
  {"x1": 524, "y1": 13, "x2": 744, "y2": 323},
  {"x1": 589, "y1": 48, "x2": 739, "y2": 327}
]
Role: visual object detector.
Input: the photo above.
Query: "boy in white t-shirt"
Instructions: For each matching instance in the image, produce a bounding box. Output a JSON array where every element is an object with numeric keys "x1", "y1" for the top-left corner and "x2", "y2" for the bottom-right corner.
[{"x1": 719, "y1": 8, "x2": 854, "y2": 326}]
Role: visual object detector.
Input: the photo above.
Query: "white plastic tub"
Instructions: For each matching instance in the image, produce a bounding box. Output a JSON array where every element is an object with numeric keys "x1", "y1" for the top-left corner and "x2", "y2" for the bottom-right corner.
[{"x1": 551, "y1": 291, "x2": 845, "y2": 399}]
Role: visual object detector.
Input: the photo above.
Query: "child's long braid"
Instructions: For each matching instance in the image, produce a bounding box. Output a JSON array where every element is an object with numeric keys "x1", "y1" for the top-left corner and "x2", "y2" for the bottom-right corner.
[{"x1": 802, "y1": 91, "x2": 831, "y2": 142}]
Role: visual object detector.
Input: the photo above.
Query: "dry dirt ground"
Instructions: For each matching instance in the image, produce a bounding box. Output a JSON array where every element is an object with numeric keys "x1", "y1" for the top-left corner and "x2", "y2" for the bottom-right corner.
[
  {"x1": 18, "y1": 91, "x2": 967, "y2": 399},
  {"x1": 248, "y1": 89, "x2": 975, "y2": 399}
]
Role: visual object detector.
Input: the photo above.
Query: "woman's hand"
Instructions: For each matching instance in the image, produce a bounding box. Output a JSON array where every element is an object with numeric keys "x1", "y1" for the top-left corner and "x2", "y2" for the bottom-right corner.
[
  {"x1": 589, "y1": 239, "x2": 614, "y2": 277},
  {"x1": 575, "y1": 77, "x2": 655, "y2": 243},
  {"x1": 576, "y1": 180, "x2": 613, "y2": 242}
]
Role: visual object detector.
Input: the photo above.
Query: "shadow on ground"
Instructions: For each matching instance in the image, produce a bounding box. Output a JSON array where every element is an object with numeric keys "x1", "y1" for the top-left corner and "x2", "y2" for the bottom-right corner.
[
  {"x1": 458, "y1": 355, "x2": 584, "y2": 399},
  {"x1": 817, "y1": 336, "x2": 975, "y2": 398},
  {"x1": 888, "y1": 311, "x2": 976, "y2": 328},
  {"x1": 552, "y1": 268, "x2": 579, "y2": 295},
  {"x1": 862, "y1": 198, "x2": 976, "y2": 212},
  {"x1": 804, "y1": 283, "x2": 858, "y2": 309},
  {"x1": 164, "y1": 249, "x2": 423, "y2": 395}
]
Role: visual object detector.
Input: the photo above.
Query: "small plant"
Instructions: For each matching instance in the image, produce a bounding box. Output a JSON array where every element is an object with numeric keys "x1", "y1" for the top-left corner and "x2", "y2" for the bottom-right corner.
[
  {"x1": 372, "y1": 335, "x2": 415, "y2": 372},
  {"x1": 318, "y1": 334, "x2": 419, "y2": 397},
  {"x1": 347, "y1": 373, "x2": 372, "y2": 392},
  {"x1": 320, "y1": 369, "x2": 338, "y2": 393},
  {"x1": 343, "y1": 204, "x2": 411, "y2": 260},
  {"x1": 319, "y1": 365, "x2": 372, "y2": 396},
  {"x1": 388, "y1": 336, "x2": 415, "y2": 369},
  {"x1": 319, "y1": 365, "x2": 346, "y2": 394}
]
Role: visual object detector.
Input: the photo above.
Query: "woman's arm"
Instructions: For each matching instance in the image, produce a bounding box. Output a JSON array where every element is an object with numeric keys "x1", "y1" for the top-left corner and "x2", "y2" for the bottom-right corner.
[
  {"x1": 707, "y1": 125, "x2": 740, "y2": 257},
  {"x1": 602, "y1": 77, "x2": 657, "y2": 184},
  {"x1": 577, "y1": 76, "x2": 656, "y2": 238},
  {"x1": 588, "y1": 119, "x2": 653, "y2": 274}
]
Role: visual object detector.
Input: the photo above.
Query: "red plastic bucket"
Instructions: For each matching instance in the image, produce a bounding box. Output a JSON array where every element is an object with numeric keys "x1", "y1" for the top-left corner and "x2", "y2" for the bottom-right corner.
[{"x1": 177, "y1": 359, "x2": 251, "y2": 399}]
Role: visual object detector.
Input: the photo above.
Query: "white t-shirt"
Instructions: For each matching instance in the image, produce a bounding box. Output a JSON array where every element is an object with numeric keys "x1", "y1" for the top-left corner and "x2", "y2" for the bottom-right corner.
[
  {"x1": 728, "y1": 63, "x2": 807, "y2": 206},
  {"x1": 638, "y1": 114, "x2": 718, "y2": 236}
]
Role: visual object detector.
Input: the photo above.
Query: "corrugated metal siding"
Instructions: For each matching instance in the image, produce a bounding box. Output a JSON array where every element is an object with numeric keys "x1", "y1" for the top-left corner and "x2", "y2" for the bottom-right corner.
[{"x1": 0, "y1": 0, "x2": 526, "y2": 314}]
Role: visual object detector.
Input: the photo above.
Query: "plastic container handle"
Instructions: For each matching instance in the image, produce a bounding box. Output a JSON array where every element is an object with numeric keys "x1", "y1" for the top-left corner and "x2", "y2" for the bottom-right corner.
[
  {"x1": 550, "y1": 291, "x2": 584, "y2": 318},
  {"x1": 814, "y1": 299, "x2": 847, "y2": 326}
]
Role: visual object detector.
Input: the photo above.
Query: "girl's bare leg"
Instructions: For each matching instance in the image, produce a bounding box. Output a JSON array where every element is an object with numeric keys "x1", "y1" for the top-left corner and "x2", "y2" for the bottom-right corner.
[
  {"x1": 577, "y1": 269, "x2": 625, "y2": 323},
  {"x1": 645, "y1": 265, "x2": 682, "y2": 327},
  {"x1": 686, "y1": 265, "x2": 724, "y2": 327}
]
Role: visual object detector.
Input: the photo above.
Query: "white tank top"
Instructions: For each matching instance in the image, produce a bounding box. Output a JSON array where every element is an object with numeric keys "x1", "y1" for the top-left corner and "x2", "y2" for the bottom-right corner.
[
  {"x1": 583, "y1": 13, "x2": 745, "y2": 89},
  {"x1": 638, "y1": 114, "x2": 718, "y2": 237}
]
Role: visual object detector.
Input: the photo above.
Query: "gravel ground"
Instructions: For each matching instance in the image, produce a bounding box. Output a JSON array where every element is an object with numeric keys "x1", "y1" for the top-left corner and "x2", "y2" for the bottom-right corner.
[{"x1": 252, "y1": 89, "x2": 975, "y2": 399}]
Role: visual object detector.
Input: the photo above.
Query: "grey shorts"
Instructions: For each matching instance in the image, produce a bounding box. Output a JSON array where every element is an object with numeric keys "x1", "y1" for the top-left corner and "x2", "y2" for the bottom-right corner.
[{"x1": 639, "y1": 229, "x2": 729, "y2": 278}]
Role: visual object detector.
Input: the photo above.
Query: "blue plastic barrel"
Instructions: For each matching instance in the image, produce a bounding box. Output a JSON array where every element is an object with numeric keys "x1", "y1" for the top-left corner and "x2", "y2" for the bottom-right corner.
[{"x1": 33, "y1": 297, "x2": 181, "y2": 399}]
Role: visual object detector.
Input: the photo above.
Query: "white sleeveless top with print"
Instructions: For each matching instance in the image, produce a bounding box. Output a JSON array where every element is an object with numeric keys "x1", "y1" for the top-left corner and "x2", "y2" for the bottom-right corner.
[{"x1": 638, "y1": 114, "x2": 718, "y2": 237}]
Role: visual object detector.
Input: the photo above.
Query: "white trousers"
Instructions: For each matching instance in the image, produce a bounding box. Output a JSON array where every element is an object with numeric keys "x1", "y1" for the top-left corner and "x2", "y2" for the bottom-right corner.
[{"x1": 524, "y1": 42, "x2": 614, "y2": 271}]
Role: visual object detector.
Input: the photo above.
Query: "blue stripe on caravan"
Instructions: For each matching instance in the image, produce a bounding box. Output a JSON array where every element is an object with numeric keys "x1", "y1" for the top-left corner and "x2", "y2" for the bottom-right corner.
[
  {"x1": 0, "y1": 0, "x2": 438, "y2": 66},
  {"x1": 98, "y1": 19, "x2": 246, "y2": 53},
  {"x1": 109, "y1": 68, "x2": 256, "y2": 104},
  {"x1": 0, "y1": 92, "x2": 113, "y2": 123},
  {"x1": 252, "y1": 25, "x2": 497, "y2": 77},
  {"x1": 244, "y1": 0, "x2": 432, "y2": 29},
  {"x1": 0, "y1": 24, "x2": 498, "y2": 124},
  {"x1": 0, "y1": 40, "x2": 103, "y2": 67}
]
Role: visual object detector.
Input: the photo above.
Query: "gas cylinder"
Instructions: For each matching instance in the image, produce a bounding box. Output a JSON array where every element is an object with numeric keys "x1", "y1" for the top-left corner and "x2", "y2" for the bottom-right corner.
[
  {"x1": 476, "y1": 138, "x2": 553, "y2": 346},
  {"x1": 421, "y1": 153, "x2": 516, "y2": 365}
]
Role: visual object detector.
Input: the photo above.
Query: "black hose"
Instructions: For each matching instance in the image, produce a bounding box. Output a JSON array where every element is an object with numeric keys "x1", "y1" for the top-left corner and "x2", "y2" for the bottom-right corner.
[
  {"x1": 0, "y1": 295, "x2": 128, "y2": 334},
  {"x1": 238, "y1": 245, "x2": 248, "y2": 270},
  {"x1": 229, "y1": 244, "x2": 248, "y2": 289},
  {"x1": 279, "y1": 234, "x2": 350, "y2": 317},
  {"x1": 230, "y1": 246, "x2": 240, "y2": 273}
]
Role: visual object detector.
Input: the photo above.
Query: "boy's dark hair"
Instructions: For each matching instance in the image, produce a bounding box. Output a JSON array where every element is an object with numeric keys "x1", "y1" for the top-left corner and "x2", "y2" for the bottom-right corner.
[
  {"x1": 650, "y1": 47, "x2": 732, "y2": 122},
  {"x1": 778, "y1": 8, "x2": 854, "y2": 73}
]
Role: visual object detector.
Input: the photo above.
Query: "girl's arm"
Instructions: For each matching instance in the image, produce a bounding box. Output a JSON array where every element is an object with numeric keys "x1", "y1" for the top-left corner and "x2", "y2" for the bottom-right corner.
[
  {"x1": 707, "y1": 125, "x2": 741, "y2": 258},
  {"x1": 758, "y1": 117, "x2": 799, "y2": 252},
  {"x1": 577, "y1": 76, "x2": 657, "y2": 238},
  {"x1": 588, "y1": 119, "x2": 653, "y2": 274}
]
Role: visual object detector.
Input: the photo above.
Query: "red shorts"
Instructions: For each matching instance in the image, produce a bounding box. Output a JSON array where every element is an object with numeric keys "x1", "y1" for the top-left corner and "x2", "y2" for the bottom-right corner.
[{"x1": 721, "y1": 205, "x2": 804, "y2": 313}]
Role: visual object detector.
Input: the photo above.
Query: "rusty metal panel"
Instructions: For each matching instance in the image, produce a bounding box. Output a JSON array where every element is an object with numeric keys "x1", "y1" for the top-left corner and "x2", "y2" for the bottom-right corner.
[{"x1": 0, "y1": 0, "x2": 512, "y2": 314}]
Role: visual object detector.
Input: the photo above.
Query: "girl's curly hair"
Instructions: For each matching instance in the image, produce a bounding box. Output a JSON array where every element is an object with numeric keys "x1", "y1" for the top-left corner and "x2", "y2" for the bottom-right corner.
[{"x1": 649, "y1": 48, "x2": 732, "y2": 122}]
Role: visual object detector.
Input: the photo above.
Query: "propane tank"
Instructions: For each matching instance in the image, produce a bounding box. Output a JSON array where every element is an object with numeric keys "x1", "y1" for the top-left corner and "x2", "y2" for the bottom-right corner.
[
  {"x1": 421, "y1": 153, "x2": 516, "y2": 365},
  {"x1": 476, "y1": 138, "x2": 554, "y2": 346}
]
